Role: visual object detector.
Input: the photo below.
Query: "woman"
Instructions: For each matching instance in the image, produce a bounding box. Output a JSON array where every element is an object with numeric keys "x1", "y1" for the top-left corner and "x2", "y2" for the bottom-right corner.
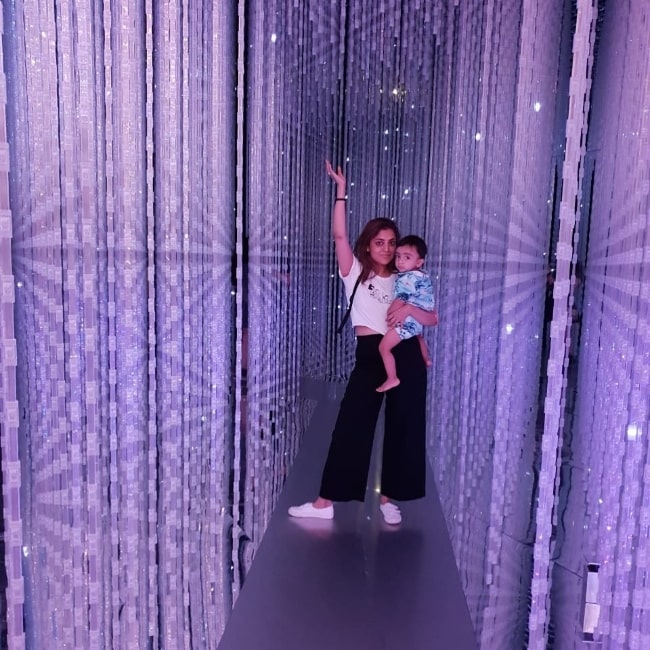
[{"x1": 289, "y1": 161, "x2": 438, "y2": 524}]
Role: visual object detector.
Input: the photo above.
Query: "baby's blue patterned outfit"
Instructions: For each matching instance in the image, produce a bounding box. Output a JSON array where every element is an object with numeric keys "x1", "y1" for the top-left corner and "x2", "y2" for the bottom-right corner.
[{"x1": 394, "y1": 270, "x2": 435, "y2": 340}]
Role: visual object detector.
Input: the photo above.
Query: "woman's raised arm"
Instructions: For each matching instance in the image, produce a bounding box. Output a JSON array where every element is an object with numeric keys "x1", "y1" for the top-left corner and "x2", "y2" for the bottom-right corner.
[{"x1": 326, "y1": 160, "x2": 353, "y2": 277}]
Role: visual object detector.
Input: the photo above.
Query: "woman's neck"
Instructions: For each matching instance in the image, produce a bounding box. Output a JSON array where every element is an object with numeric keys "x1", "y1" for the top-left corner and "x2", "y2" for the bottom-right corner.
[{"x1": 373, "y1": 265, "x2": 393, "y2": 278}]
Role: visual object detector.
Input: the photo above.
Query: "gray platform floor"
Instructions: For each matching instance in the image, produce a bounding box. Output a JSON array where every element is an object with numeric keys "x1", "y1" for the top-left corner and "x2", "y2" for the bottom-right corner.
[{"x1": 218, "y1": 379, "x2": 478, "y2": 650}]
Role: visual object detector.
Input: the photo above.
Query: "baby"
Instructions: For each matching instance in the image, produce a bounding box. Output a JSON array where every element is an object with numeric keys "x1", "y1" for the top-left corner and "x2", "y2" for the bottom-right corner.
[{"x1": 376, "y1": 235, "x2": 434, "y2": 392}]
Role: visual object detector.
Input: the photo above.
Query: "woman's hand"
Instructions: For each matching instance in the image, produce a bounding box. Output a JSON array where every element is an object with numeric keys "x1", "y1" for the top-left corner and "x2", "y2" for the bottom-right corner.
[
  {"x1": 326, "y1": 160, "x2": 346, "y2": 195},
  {"x1": 387, "y1": 300, "x2": 439, "y2": 328},
  {"x1": 386, "y1": 300, "x2": 411, "y2": 328}
]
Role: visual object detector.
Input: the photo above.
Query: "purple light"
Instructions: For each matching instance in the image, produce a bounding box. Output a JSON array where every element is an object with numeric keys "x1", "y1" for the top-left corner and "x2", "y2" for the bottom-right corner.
[{"x1": 0, "y1": 1, "x2": 648, "y2": 648}]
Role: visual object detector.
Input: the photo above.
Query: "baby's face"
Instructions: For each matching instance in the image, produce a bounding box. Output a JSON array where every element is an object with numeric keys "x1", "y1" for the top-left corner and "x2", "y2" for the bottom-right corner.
[{"x1": 394, "y1": 245, "x2": 424, "y2": 273}]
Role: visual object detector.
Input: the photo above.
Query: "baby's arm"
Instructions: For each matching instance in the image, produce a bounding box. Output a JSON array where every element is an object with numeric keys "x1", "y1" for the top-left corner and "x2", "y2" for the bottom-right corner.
[
  {"x1": 387, "y1": 295, "x2": 438, "y2": 327},
  {"x1": 409, "y1": 273, "x2": 437, "y2": 324},
  {"x1": 387, "y1": 300, "x2": 438, "y2": 327},
  {"x1": 389, "y1": 273, "x2": 437, "y2": 326},
  {"x1": 393, "y1": 272, "x2": 415, "y2": 305}
]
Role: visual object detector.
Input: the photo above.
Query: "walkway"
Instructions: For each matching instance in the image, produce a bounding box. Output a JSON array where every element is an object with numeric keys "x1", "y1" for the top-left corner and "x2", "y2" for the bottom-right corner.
[{"x1": 218, "y1": 379, "x2": 478, "y2": 650}]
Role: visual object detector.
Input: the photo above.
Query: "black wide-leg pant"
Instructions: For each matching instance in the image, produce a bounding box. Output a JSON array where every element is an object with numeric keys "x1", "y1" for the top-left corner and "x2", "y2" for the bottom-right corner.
[{"x1": 319, "y1": 334, "x2": 427, "y2": 502}]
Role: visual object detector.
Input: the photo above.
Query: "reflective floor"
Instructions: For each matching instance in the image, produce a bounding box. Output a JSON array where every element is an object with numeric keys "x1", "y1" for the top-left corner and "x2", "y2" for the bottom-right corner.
[{"x1": 218, "y1": 380, "x2": 478, "y2": 650}]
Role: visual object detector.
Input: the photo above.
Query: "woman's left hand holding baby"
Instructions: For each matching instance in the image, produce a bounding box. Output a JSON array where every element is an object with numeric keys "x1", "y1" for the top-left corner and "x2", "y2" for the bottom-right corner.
[
  {"x1": 387, "y1": 300, "x2": 439, "y2": 328},
  {"x1": 387, "y1": 299, "x2": 410, "y2": 328}
]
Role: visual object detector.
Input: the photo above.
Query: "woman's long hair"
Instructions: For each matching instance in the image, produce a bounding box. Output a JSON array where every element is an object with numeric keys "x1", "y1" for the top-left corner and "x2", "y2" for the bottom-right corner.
[{"x1": 353, "y1": 218, "x2": 400, "y2": 283}]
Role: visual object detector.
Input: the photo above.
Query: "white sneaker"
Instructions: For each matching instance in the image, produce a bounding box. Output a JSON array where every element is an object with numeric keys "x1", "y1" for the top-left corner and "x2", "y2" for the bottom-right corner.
[
  {"x1": 380, "y1": 502, "x2": 402, "y2": 525},
  {"x1": 288, "y1": 502, "x2": 334, "y2": 520}
]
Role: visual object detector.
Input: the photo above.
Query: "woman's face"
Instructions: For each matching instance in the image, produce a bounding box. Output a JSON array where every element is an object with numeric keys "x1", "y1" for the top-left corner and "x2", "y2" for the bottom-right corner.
[{"x1": 368, "y1": 228, "x2": 397, "y2": 269}]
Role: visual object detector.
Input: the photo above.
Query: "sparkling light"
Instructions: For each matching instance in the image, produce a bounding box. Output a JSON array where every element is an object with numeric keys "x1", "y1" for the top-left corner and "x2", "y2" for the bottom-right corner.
[
  {"x1": 0, "y1": 2, "x2": 646, "y2": 649},
  {"x1": 626, "y1": 424, "x2": 642, "y2": 441}
]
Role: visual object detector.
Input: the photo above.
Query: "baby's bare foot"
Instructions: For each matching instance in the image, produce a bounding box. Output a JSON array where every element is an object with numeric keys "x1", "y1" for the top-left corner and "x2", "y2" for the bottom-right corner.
[{"x1": 377, "y1": 378, "x2": 401, "y2": 392}]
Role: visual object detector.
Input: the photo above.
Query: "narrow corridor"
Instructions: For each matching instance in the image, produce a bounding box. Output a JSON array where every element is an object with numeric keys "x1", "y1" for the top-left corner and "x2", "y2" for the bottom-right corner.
[{"x1": 218, "y1": 380, "x2": 477, "y2": 650}]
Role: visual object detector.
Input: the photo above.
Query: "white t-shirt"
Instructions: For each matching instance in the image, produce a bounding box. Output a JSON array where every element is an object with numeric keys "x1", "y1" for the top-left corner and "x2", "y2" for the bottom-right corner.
[{"x1": 340, "y1": 257, "x2": 395, "y2": 335}]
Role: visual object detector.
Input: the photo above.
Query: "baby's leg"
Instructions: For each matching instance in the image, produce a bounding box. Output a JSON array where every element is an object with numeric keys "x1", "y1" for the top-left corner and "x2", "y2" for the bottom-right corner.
[
  {"x1": 418, "y1": 334, "x2": 432, "y2": 366},
  {"x1": 377, "y1": 329, "x2": 402, "y2": 392}
]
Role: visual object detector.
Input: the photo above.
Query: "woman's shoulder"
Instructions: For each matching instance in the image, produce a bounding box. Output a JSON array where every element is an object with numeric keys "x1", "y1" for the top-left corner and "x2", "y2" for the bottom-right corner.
[{"x1": 339, "y1": 255, "x2": 361, "y2": 280}]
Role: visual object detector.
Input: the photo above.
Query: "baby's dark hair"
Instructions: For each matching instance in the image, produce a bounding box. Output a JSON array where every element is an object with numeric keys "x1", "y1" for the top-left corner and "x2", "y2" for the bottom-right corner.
[{"x1": 397, "y1": 235, "x2": 427, "y2": 259}]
